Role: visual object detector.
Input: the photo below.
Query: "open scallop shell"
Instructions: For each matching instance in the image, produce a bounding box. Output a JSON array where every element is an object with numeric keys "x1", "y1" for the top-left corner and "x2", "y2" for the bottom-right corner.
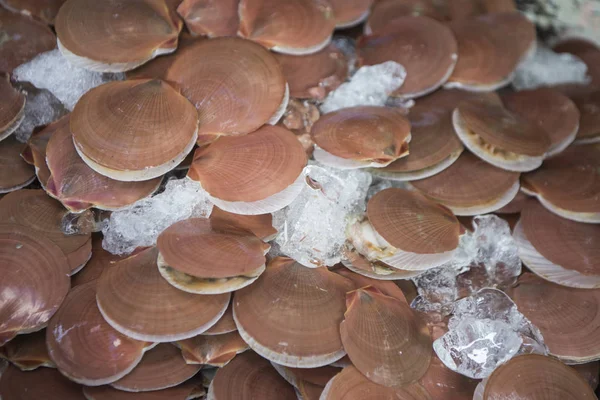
[
  {"x1": 85, "y1": 379, "x2": 206, "y2": 400},
  {"x1": 0, "y1": 75, "x2": 25, "y2": 142},
  {"x1": 46, "y1": 281, "x2": 149, "y2": 386},
  {"x1": 209, "y1": 207, "x2": 277, "y2": 242},
  {"x1": 341, "y1": 248, "x2": 423, "y2": 280},
  {"x1": 164, "y1": 37, "x2": 288, "y2": 138},
  {"x1": 233, "y1": 257, "x2": 354, "y2": 368},
  {"x1": 509, "y1": 273, "x2": 600, "y2": 364},
  {"x1": 177, "y1": 331, "x2": 249, "y2": 367},
  {"x1": 482, "y1": 354, "x2": 596, "y2": 399},
  {"x1": 340, "y1": 286, "x2": 432, "y2": 387},
  {"x1": 238, "y1": 0, "x2": 335, "y2": 55},
  {"x1": 311, "y1": 106, "x2": 411, "y2": 169},
  {"x1": 71, "y1": 235, "x2": 125, "y2": 287},
  {"x1": 409, "y1": 151, "x2": 520, "y2": 215},
  {"x1": 0, "y1": 137, "x2": 35, "y2": 193},
  {"x1": 329, "y1": 0, "x2": 372, "y2": 28},
  {"x1": 521, "y1": 145, "x2": 600, "y2": 223},
  {"x1": 0, "y1": 364, "x2": 83, "y2": 399},
  {"x1": 0, "y1": 224, "x2": 69, "y2": 346},
  {"x1": 514, "y1": 200, "x2": 600, "y2": 289},
  {"x1": 453, "y1": 100, "x2": 550, "y2": 172},
  {"x1": 177, "y1": 0, "x2": 238, "y2": 37},
  {"x1": 22, "y1": 119, "x2": 56, "y2": 188},
  {"x1": 188, "y1": 125, "x2": 307, "y2": 215},
  {"x1": 0, "y1": 0, "x2": 65, "y2": 24},
  {"x1": 358, "y1": 16, "x2": 458, "y2": 99},
  {"x1": 572, "y1": 90, "x2": 600, "y2": 144},
  {"x1": 96, "y1": 247, "x2": 230, "y2": 342},
  {"x1": 55, "y1": 0, "x2": 182, "y2": 72},
  {"x1": 0, "y1": 329, "x2": 54, "y2": 371},
  {"x1": 202, "y1": 302, "x2": 236, "y2": 335},
  {"x1": 418, "y1": 354, "x2": 478, "y2": 400},
  {"x1": 71, "y1": 79, "x2": 198, "y2": 182},
  {"x1": 111, "y1": 343, "x2": 201, "y2": 392}
]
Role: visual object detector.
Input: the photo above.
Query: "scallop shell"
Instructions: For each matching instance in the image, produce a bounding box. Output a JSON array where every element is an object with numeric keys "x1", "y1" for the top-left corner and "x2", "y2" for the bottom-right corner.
[
  {"x1": 365, "y1": 0, "x2": 446, "y2": 34},
  {"x1": 453, "y1": 100, "x2": 550, "y2": 172},
  {"x1": 238, "y1": 0, "x2": 335, "y2": 55},
  {"x1": 335, "y1": 267, "x2": 409, "y2": 304},
  {"x1": 71, "y1": 235, "x2": 125, "y2": 287},
  {"x1": 340, "y1": 286, "x2": 432, "y2": 387},
  {"x1": 418, "y1": 354, "x2": 478, "y2": 400},
  {"x1": 0, "y1": 0, "x2": 65, "y2": 24},
  {"x1": 0, "y1": 329, "x2": 54, "y2": 371},
  {"x1": 188, "y1": 125, "x2": 307, "y2": 215},
  {"x1": 233, "y1": 257, "x2": 354, "y2": 368},
  {"x1": 495, "y1": 190, "x2": 528, "y2": 214},
  {"x1": 311, "y1": 106, "x2": 411, "y2": 169},
  {"x1": 55, "y1": 0, "x2": 182, "y2": 72},
  {"x1": 341, "y1": 248, "x2": 423, "y2": 280},
  {"x1": 111, "y1": 343, "x2": 201, "y2": 392},
  {"x1": 71, "y1": 79, "x2": 198, "y2": 182},
  {"x1": 209, "y1": 207, "x2": 277, "y2": 241},
  {"x1": 96, "y1": 247, "x2": 230, "y2": 342},
  {"x1": 409, "y1": 152, "x2": 520, "y2": 215},
  {"x1": 572, "y1": 362, "x2": 600, "y2": 391},
  {"x1": 177, "y1": 0, "x2": 238, "y2": 37},
  {"x1": 483, "y1": 354, "x2": 596, "y2": 399},
  {"x1": 330, "y1": 0, "x2": 373, "y2": 28},
  {"x1": 85, "y1": 380, "x2": 206, "y2": 400},
  {"x1": 572, "y1": 90, "x2": 600, "y2": 144},
  {"x1": 207, "y1": 351, "x2": 296, "y2": 400},
  {"x1": 358, "y1": 16, "x2": 458, "y2": 99},
  {"x1": 514, "y1": 200, "x2": 600, "y2": 288},
  {"x1": 0, "y1": 364, "x2": 84, "y2": 399},
  {"x1": 0, "y1": 75, "x2": 26, "y2": 142},
  {"x1": 0, "y1": 137, "x2": 35, "y2": 193},
  {"x1": 177, "y1": 331, "x2": 249, "y2": 367},
  {"x1": 0, "y1": 224, "x2": 69, "y2": 346},
  {"x1": 509, "y1": 273, "x2": 600, "y2": 364},
  {"x1": 271, "y1": 362, "x2": 340, "y2": 389},
  {"x1": 22, "y1": 118, "x2": 55, "y2": 188},
  {"x1": 202, "y1": 302, "x2": 236, "y2": 335},
  {"x1": 46, "y1": 281, "x2": 149, "y2": 385}
]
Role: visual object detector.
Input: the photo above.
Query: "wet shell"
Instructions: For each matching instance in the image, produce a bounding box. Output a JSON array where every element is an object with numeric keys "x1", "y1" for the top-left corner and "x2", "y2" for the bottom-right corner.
[
  {"x1": 0, "y1": 224, "x2": 69, "y2": 346},
  {"x1": 55, "y1": 0, "x2": 182, "y2": 72},
  {"x1": 209, "y1": 207, "x2": 277, "y2": 241},
  {"x1": 203, "y1": 302, "x2": 236, "y2": 335},
  {"x1": 71, "y1": 235, "x2": 125, "y2": 287},
  {"x1": 365, "y1": 0, "x2": 446, "y2": 34},
  {"x1": 0, "y1": 0, "x2": 65, "y2": 24},
  {"x1": 418, "y1": 355, "x2": 478, "y2": 400},
  {"x1": 177, "y1": 331, "x2": 248, "y2": 367},
  {"x1": 514, "y1": 200, "x2": 600, "y2": 288},
  {"x1": 274, "y1": 45, "x2": 347, "y2": 100},
  {"x1": 572, "y1": 90, "x2": 600, "y2": 144},
  {"x1": 96, "y1": 247, "x2": 230, "y2": 342},
  {"x1": 208, "y1": 351, "x2": 296, "y2": 400},
  {"x1": 311, "y1": 106, "x2": 411, "y2": 169},
  {"x1": 111, "y1": 343, "x2": 201, "y2": 392},
  {"x1": 233, "y1": 257, "x2": 354, "y2": 368},
  {"x1": 0, "y1": 329, "x2": 54, "y2": 370},
  {"x1": 45, "y1": 115, "x2": 161, "y2": 212},
  {"x1": 0, "y1": 364, "x2": 84, "y2": 399},
  {"x1": 358, "y1": 16, "x2": 458, "y2": 99},
  {"x1": 0, "y1": 189, "x2": 92, "y2": 273},
  {"x1": 84, "y1": 380, "x2": 206, "y2": 400},
  {"x1": 409, "y1": 152, "x2": 520, "y2": 215},
  {"x1": 238, "y1": 0, "x2": 335, "y2": 55},
  {"x1": 188, "y1": 125, "x2": 307, "y2": 215},
  {"x1": 502, "y1": 88, "x2": 580, "y2": 156},
  {"x1": 177, "y1": 0, "x2": 238, "y2": 37},
  {"x1": 0, "y1": 8, "x2": 56, "y2": 74},
  {"x1": 164, "y1": 37, "x2": 288, "y2": 138},
  {"x1": 509, "y1": 273, "x2": 600, "y2": 364},
  {"x1": 46, "y1": 281, "x2": 149, "y2": 385},
  {"x1": 22, "y1": 119, "x2": 56, "y2": 188},
  {"x1": 0, "y1": 137, "x2": 35, "y2": 193},
  {"x1": 330, "y1": 0, "x2": 373, "y2": 28},
  {"x1": 71, "y1": 79, "x2": 198, "y2": 181},
  {"x1": 483, "y1": 354, "x2": 596, "y2": 399},
  {"x1": 340, "y1": 287, "x2": 432, "y2": 387},
  {"x1": 453, "y1": 100, "x2": 551, "y2": 171},
  {"x1": 0, "y1": 75, "x2": 26, "y2": 142}
]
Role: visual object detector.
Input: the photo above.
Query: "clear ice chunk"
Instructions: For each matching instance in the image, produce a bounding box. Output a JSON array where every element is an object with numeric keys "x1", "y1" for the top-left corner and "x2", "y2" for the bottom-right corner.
[
  {"x1": 102, "y1": 178, "x2": 213, "y2": 255},
  {"x1": 319, "y1": 61, "x2": 406, "y2": 114},
  {"x1": 272, "y1": 162, "x2": 372, "y2": 268},
  {"x1": 13, "y1": 49, "x2": 124, "y2": 111},
  {"x1": 512, "y1": 45, "x2": 590, "y2": 90}
]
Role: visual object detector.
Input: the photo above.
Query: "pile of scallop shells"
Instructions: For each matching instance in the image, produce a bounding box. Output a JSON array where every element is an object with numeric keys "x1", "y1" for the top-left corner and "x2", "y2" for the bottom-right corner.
[{"x1": 1, "y1": 0, "x2": 599, "y2": 399}]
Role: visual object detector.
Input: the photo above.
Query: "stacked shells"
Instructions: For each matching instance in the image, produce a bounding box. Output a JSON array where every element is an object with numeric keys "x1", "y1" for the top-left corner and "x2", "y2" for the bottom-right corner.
[{"x1": 1, "y1": 1, "x2": 600, "y2": 399}]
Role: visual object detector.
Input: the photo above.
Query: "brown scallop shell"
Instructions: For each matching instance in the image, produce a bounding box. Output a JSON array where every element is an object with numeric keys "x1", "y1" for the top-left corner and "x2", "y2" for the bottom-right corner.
[
  {"x1": 495, "y1": 190, "x2": 528, "y2": 214},
  {"x1": 46, "y1": 281, "x2": 148, "y2": 385},
  {"x1": 483, "y1": 354, "x2": 596, "y2": 399},
  {"x1": 358, "y1": 16, "x2": 458, "y2": 99},
  {"x1": 311, "y1": 106, "x2": 411, "y2": 167},
  {"x1": 0, "y1": 190, "x2": 92, "y2": 273},
  {"x1": 321, "y1": 365, "x2": 432, "y2": 400},
  {"x1": 553, "y1": 38, "x2": 599, "y2": 57},
  {"x1": 208, "y1": 351, "x2": 296, "y2": 400},
  {"x1": 340, "y1": 286, "x2": 432, "y2": 387},
  {"x1": 330, "y1": 0, "x2": 373, "y2": 28},
  {"x1": 341, "y1": 248, "x2": 423, "y2": 280},
  {"x1": 71, "y1": 235, "x2": 125, "y2": 287},
  {"x1": 274, "y1": 45, "x2": 347, "y2": 100},
  {"x1": 0, "y1": 0, "x2": 66, "y2": 24},
  {"x1": 410, "y1": 152, "x2": 520, "y2": 215},
  {"x1": 233, "y1": 257, "x2": 354, "y2": 368},
  {"x1": 418, "y1": 354, "x2": 478, "y2": 400},
  {"x1": 96, "y1": 247, "x2": 230, "y2": 342},
  {"x1": 509, "y1": 273, "x2": 600, "y2": 363},
  {"x1": 0, "y1": 137, "x2": 35, "y2": 193},
  {"x1": 71, "y1": 79, "x2": 198, "y2": 182},
  {"x1": 0, "y1": 364, "x2": 84, "y2": 399},
  {"x1": 177, "y1": 331, "x2": 249, "y2": 367},
  {"x1": 238, "y1": 0, "x2": 335, "y2": 55},
  {"x1": 0, "y1": 329, "x2": 54, "y2": 370},
  {"x1": 177, "y1": 0, "x2": 238, "y2": 37},
  {"x1": 0, "y1": 75, "x2": 26, "y2": 141},
  {"x1": 209, "y1": 207, "x2": 277, "y2": 241},
  {"x1": 164, "y1": 37, "x2": 287, "y2": 138},
  {"x1": 572, "y1": 90, "x2": 600, "y2": 144},
  {"x1": 111, "y1": 343, "x2": 201, "y2": 392},
  {"x1": 271, "y1": 362, "x2": 341, "y2": 389},
  {"x1": 55, "y1": 0, "x2": 182, "y2": 72},
  {"x1": 188, "y1": 125, "x2": 306, "y2": 214},
  {"x1": 84, "y1": 380, "x2": 206, "y2": 400},
  {"x1": 502, "y1": 88, "x2": 580, "y2": 156},
  {"x1": 0, "y1": 224, "x2": 70, "y2": 346},
  {"x1": 334, "y1": 267, "x2": 409, "y2": 304},
  {"x1": 0, "y1": 8, "x2": 56, "y2": 74},
  {"x1": 365, "y1": 0, "x2": 447, "y2": 34},
  {"x1": 203, "y1": 302, "x2": 236, "y2": 335},
  {"x1": 572, "y1": 362, "x2": 600, "y2": 391},
  {"x1": 22, "y1": 120, "x2": 55, "y2": 188}
]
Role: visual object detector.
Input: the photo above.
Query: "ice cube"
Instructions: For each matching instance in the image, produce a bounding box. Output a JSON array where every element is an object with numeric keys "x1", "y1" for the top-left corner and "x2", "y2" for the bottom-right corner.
[
  {"x1": 102, "y1": 177, "x2": 213, "y2": 255},
  {"x1": 319, "y1": 61, "x2": 406, "y2": 114},
  {"x1": 272, "y1": 162, "x2": 372, "y2": 268},
  {"x1": 13, "y1": 49, "x2": 124, "y2": 111}
]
